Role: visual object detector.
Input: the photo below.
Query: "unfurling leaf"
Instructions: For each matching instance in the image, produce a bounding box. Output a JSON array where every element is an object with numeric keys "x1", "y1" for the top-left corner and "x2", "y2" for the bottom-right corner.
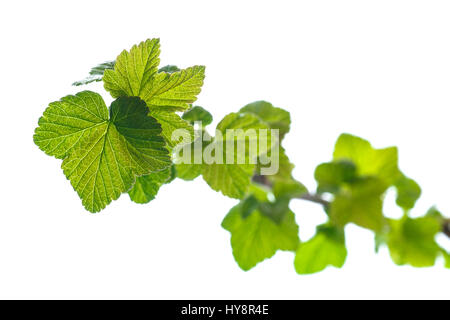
[{"x1": 34, "y1": 91, "x2": 171, "y2": 212}]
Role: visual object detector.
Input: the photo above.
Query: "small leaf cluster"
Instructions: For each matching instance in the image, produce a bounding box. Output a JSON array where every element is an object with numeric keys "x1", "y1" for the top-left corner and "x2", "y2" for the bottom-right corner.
[{"x1": 34, "y1": 39, "x2": 450, "y2": 274}]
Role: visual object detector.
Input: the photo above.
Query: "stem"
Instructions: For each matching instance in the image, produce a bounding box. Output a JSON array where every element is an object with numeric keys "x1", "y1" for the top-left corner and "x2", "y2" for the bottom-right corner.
[
  {"x1": 252, "y1": 174, "x2": 450, "y2": 238},
  {"x1": 443, "y1": 219, "x2": 450, "y2": 238},
  {"x1": 296, "y1": 193, "x2": 330, "y2": 208}
]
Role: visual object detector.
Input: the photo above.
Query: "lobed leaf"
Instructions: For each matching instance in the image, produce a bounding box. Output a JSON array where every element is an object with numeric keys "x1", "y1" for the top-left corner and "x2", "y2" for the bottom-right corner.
[
  {"x1": 128, "y1": 167, "x2": 172, "y2": 204},
  {"x1": 387, "y1": 216, "x2": 441, "y2": 267},
  {"x1": 294, "y1": 225, "x2": 347, "y2": 274},
  {"x1": 34, "y1": 91, "x2": 171, "y2": 212},
  {"x1": 222, "y1": 202, "x2": 299, "y2": 271}
]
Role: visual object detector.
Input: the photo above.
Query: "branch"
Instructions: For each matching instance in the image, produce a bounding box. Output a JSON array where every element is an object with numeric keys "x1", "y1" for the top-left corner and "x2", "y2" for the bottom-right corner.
[
  {"x1": 443, "y1": 219, "x2": 450, "y2": 238},
  {"x1": 296, "y1": 193, "x2": 330, "y2": 208},
  {"x1": 253, "y1": 175, "x2": 450, "y2": 238}
]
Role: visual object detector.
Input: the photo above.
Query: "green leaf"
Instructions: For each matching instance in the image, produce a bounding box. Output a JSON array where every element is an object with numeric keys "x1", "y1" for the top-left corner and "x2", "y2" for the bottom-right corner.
[
  {"x1": 72, "y1": 61, "x2": 115, "y2": 86},
  {"x1": 128, "y1": 168, "x2": 171, "y2": 204},
  {"x1": 240, "y1": 101, "x2": 291, "y2": 138},
  {"x1": 34, "y1": 91, "x2": 171, "y2": 212},
  {"x1": 272, "y1": 180, "x2": 307, "y2": 200},
  {"x1": 202, "y1": 162, "x2": 254, "y2": 199},
  {"x1": 387, "y1": 216, "x2": 441, "y2": 267},
  {"x1": 443, "y1": 251, "x2": 450, "y2": 268},
  {"x1": 148, "y1": 109, "x2": 194, "y2": 148},
  {"x1": 333, "y1": 134, "x2": 400, "y2": 185},
  {"x1": 426, "y1": 206, "x2": 444, "y2": 220},
  {"x1": 294, "y1": 225, "x2": 347, "y2": 274},
  {"x1": 103, "y1": 39, "x2": 205, "y2": 112},
  {"x1": 256, "y1": 146, "x2": 293, "y2": 181},
  {"x1": 394, "y1": 175, "x2": 421, "y2": 210},
  {"x1": 103, "y1": 39, "x2": 161, "y2": 98},
  {"x1": 202, "y1": 112, "x2": 273, "y2": 199},
  {"x1": 174, "y1": 131, "x2": 210, "y2": 181},
  {"x1": 314, "y1": 160, "x2": 357, "y2": 194},
  {"x1": 330, "y1": 177, "x2": 387, "y2": 231},
  {"x1": 222, "y1": 203, "x2": 299, "y2": 271},
  {"x1": 182, "y1": 106, "x2": 213, "y2": 127}
]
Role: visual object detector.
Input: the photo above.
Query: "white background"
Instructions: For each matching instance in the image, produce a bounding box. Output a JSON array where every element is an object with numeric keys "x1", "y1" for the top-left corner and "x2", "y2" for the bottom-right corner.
[{"x1": 1, "y1": 0, "x2": 449, "y2": 299}]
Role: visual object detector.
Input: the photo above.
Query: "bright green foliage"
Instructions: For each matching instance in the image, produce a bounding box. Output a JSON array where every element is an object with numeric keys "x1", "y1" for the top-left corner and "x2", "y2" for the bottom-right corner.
[
  {"x1": 128, "y1": 168, "x2": 172, "y2": 204},
  {"x1": 317, "y1": 134, "x2": 422, "y2": 231},
  {"x1": 72, "y1": 61, "x2": 115, "y2": 86},
  {"x1": 314, "y1": 160, "x2": 356, "y2": 194},
  {"x1": 202, "y1": 162, "x2": 254, "y2": 199},
  {"x1": 174, "y1": 131, "x2": 210, "y2": 181},
  {"x1": 148, "y1": 109, "x2": 194, "y2": 148},
  {"x1": 182, "y1": 106, "x2": 213, "y2": 127},
  {"x1": 330, "y1": 177, "x2": 387, "y2": 231},
  {"x1": 202, "y1": 112, "x2": 273, "y2": 199},
  {"x1": 295, "y1": 225, "x2": 347, "y2": 274},
  {"x1": 333, "y1": 134, "x2": 400, "y2": 185},
  {"x1": 395, "y1": 175, "x2": 421, "y2": 211},
  {"x1": 443, "y1": 251, "x2": 450, "y2": 268},
  {"x1": 222, "y1": 200, "x2": 299, "y2": 271},
  {"x1": 34, "y1": 38, "x2": 449, "y2": 275},
  {"x1": 272, "y1": 179, "x2": 307, "y2": 200},
  {"x1": 102, "y1": 39, "x2": 203, "y2": 150},
  {"x1": 103, "y1": 39, "x2": 205, "y2": 112},
  {"x1": 240, "y1": 101, "x2": 291, "y2": 138},
  {"x1": 103, "y1": 39, "x2": 161, "y2": 98},
  {"x1": 34, "y1": 91, "x2": 170, "y2": 212},
  {"x1": 386, "y1": 216, "x2": 441, "y2": 267}
]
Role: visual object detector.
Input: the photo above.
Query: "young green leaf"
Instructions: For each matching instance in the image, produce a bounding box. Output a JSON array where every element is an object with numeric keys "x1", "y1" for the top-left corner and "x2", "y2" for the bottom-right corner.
[
  {"x1": 182, "y1": 106, "x2": 213, "y2": 127},
  {"x1": 103, "y1": 39, "x2": 205, "y2": 112},
  {"x1": 443, "y1": 251, "x2": 450, "y2": 269},
  {"x1": 314, "y1": 160, "x2": 357, "y2": 194},
  {"x1": 148, "y1": 109, "x2": 194, "y2": 148},
  {"x1": 128, "y1": 167, "x2": 172, "y2": 204},
  {"x1": 240, "y1": 101, "x2": 291, "y2": 138},
  {"x1": 103, "y1": 39, "x2": 161, "y2": 98},
  {"x1": 330, "y1": 177, "x2": 387, "y2": 231},
  {"x1": 387, "y1": 216, "x2": 441, "y2": 267},
  {"x1": 394, "y1": 175, "x2": 421, "y2": 211},
  {"x1": 222, "y1": 202, "x2": 299, "y2": 271},
  {"x1": 294, "y1": 225, "x2": 347, "y2": 274},
  {"x1": 202, "y1": 112, "x2": 273, "y2": 199},
  {"x1": 333, "y1": 133, "x2": 400, "y2": 185},
  {"x1": 34, "y1": 91, "x2": 171, "y2": 212}
]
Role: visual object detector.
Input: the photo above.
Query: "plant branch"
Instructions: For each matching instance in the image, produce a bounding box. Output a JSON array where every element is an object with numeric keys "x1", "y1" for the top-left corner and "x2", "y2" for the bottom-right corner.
[
  {"x1": 295, "y1": 193, "x2": 330, "y2": 208},
  {"x1": 443, "y1": 219, "x2": 450, "y2": 238}
]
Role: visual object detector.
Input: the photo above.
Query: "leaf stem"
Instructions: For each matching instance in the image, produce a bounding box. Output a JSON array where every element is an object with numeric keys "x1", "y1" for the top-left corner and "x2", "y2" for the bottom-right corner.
[{"x1": 295, "y1": 193, "x2": 330, "y2": 208}]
